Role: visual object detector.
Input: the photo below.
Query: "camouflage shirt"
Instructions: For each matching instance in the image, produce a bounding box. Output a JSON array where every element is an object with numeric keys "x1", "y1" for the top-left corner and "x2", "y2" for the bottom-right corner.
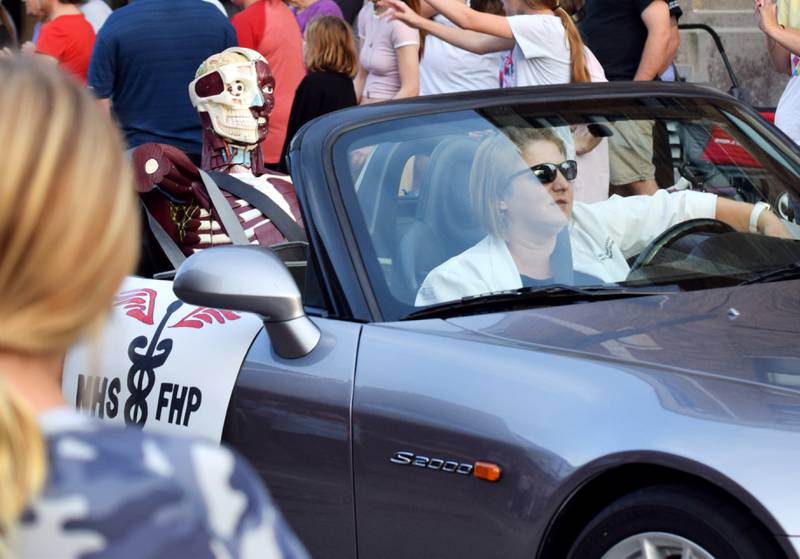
[{"x1": 13, "y1": 409, "x2": 310, "y2": 559}]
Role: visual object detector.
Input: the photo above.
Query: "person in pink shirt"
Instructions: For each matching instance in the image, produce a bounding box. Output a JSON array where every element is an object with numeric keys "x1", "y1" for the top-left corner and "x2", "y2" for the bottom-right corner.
[
  {"x1": 571, "y1": 48, "x2": 610, "y2": 203},
  {"x1": 354, "y1": 0, "x2": 421, "y2": 103}
]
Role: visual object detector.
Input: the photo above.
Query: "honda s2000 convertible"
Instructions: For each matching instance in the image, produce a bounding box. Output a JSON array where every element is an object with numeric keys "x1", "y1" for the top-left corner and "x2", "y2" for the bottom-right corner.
[{"x1": 76, "y1": 83, "x2": 800, "y2": 559}]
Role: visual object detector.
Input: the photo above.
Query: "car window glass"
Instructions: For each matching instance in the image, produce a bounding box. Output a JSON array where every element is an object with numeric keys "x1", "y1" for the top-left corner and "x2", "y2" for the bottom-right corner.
[
  {"x1": 722, "y1": 110, "x2": 800, "y2": 182},
  {"x1": 332, "y1": 99, "x2": 800, "y2": 321}
]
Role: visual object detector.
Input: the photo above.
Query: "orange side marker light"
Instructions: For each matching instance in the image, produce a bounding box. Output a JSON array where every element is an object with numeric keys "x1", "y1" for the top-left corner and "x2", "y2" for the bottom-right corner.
[{"x1": 473, "y1": 461, "x2": 502, "y2": 482}]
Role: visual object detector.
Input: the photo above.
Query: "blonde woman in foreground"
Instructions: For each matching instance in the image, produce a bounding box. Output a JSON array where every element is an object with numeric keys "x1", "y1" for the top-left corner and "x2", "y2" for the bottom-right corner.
[{"x1": 0, "y1": 57, "x2": 308, "y2": 559}]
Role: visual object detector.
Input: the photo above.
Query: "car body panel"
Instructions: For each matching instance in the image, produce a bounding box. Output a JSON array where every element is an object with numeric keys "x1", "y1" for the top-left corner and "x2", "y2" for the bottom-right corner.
[
  {"x1": 446, "y1": 281, "x2": 800, "y2": 388},
  {"x1": 221, "y1": 318, "x2": 361, "y2": 559},
  {"x1": 352, "y1": 307, "x2": 800, "y2": 558}
]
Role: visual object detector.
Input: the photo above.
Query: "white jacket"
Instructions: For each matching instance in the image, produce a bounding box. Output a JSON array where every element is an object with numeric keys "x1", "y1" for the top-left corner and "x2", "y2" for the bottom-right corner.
[{"x1": 415, "y1": 190, "x2": 718, "y2": 306}]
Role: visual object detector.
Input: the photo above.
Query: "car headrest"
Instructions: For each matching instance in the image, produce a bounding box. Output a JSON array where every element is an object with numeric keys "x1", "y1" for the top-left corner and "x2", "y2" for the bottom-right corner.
[{"x1": 416, "y1": 136, "x2": 484, "y2": 258}]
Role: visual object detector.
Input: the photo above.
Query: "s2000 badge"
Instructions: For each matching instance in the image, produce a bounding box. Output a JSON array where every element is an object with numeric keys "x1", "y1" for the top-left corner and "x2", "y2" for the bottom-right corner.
[{"x1": 390, "y1": 451, "x2": 502, "y2": 482}]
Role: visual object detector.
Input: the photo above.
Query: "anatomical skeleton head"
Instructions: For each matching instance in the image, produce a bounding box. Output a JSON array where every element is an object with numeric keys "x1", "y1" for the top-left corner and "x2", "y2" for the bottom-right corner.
[{"x1": 190, "y1": 47, "x2": 275, "y2": 174}]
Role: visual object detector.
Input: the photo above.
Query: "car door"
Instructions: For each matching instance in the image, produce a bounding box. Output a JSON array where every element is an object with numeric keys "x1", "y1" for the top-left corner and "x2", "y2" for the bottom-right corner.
[
  {"x1": 351, "y1": 321, "x2": 578, "y2": 559},
  {"x1": 221, "y1": 317, "x2": 361, "y2": 559}
]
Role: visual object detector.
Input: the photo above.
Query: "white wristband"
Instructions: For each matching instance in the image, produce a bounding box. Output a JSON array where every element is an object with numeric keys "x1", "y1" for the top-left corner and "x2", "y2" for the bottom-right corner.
[{"x1": 749, "y1": 201, "x2": 770, "y2": 233}]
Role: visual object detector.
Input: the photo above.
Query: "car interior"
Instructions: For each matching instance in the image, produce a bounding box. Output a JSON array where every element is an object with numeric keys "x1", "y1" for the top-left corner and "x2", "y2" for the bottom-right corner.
[{"x1": 340, "y1": 107, "x2": 800, "y2": 315}]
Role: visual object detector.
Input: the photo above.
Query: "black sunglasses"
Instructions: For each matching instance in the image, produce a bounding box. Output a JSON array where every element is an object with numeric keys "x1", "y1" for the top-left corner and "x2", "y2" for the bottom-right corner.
[{"x1": 508, "y1": 160, "x2": 578, "y2": 184}]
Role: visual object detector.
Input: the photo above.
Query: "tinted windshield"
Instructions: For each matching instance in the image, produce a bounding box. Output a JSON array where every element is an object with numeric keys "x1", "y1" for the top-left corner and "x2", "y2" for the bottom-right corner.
[{"x1": 332, "y1": 96, "x2": 800, "y2": 320}]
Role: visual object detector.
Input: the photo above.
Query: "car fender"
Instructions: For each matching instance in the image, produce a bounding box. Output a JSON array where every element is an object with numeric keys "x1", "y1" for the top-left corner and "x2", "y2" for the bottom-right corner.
[{"x1": 538, "y1": 450, "x2": 799, "y2": 558}]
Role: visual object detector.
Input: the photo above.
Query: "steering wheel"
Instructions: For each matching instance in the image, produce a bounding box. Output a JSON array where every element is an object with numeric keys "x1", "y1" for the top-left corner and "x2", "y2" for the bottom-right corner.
[{"x1": 627, "y1": 218, "x2": 736, "y2": 277}]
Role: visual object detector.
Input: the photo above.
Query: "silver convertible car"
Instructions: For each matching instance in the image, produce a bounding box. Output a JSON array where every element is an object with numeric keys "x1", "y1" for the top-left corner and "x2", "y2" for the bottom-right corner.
[{"x1": 163, "y1": 84, "x2": 800, "y2": 558}]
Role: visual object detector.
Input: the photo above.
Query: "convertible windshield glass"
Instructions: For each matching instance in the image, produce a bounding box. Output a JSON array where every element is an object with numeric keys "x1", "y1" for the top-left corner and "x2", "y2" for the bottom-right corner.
[{"x1": 332, "y1": 96, "x2": 800, "y2": 320}]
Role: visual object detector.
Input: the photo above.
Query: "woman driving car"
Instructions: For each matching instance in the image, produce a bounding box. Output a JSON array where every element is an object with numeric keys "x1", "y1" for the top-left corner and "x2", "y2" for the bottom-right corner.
[{"x1": 415, "y1": 126, "x2": 792, "y2": 306}]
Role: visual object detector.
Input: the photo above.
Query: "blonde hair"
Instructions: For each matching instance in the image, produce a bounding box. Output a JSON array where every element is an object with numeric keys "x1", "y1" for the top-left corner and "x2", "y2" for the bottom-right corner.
[
  {"x1": 0, "y1": 57, "x2": 139, "y2": 534},
  {"x1": 0, "y1": 380, "x2": 46, "y2": 542},
  {"x1": 304, "y1": 17, "x2": 358, "y2": 78},
  {"x1": 528, "y1": 0, "x2": 590, "y2": 83},
  {"x1": 470, "y1": 127, "x2": 565, "y2": 238}
]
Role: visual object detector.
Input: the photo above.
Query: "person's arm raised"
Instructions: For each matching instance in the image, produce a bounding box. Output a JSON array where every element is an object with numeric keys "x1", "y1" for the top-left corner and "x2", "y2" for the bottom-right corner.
[
  {"x1": 766, "y1": 32, "x2": 792, "y2": 74},
  {"x1": 420, "y1": 0, "x2": 438, "y2": 19},
  {"x1": 757, "y1": 0, "x2": 800, "y2": 73},
  {"x1": 634, "y1": 0, "x2": 672, "y2": 81},
  {"x1": 381, "y1": 0, "x2": 514, "y2": 53},
  {"x1": 421, "y1": 0, "x2": 512, "y2": 37}
]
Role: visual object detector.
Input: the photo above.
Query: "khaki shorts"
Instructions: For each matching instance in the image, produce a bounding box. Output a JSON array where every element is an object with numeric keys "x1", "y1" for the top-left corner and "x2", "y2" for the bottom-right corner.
[{"x1": 608, "y1": 120, "x2": 656, "y2": 185}]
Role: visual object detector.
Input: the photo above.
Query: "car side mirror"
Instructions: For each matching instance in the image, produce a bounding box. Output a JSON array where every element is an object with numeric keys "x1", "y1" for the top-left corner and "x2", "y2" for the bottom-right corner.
[{"x1": 173, "y1": 245, "x2": 321, "y2": 359}]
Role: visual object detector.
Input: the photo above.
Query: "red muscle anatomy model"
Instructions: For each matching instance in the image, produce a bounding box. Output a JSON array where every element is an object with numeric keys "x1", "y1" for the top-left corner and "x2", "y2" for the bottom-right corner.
[{"x1": 132, "y1": 47, "x2": 304, "y2": 268}]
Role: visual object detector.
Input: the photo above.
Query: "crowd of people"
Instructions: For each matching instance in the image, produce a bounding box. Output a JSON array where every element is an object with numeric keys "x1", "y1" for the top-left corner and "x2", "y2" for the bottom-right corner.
[
  {"x1": 0, "y1": 0, "x2": 695, "y2": 177},
  {"x1": 0, "y1": 0, "x2": 798, "y2": 556},
  {"x1": 2, "y1": 0, "x2": 797, "y2": 167}
]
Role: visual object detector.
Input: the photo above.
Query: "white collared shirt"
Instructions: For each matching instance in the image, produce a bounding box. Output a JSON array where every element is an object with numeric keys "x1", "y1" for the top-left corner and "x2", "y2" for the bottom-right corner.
[{"x1": 416, "y1": 190, "x2": 718, "y2": 306}]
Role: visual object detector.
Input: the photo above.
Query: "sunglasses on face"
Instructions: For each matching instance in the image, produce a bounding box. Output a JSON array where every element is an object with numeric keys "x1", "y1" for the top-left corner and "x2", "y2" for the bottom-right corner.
[{"x1": 508, "y1": 160, "x2": 578, "y2": 184}]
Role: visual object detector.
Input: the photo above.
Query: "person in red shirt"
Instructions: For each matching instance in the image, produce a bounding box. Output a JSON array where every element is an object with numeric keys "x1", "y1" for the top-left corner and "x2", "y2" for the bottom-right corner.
[
  {"x1": 22, "y1": 0, "x2": 94, "y2": 83},
  {"x1": 232, "y1": 0, "x2": 306, "y2": 167}
]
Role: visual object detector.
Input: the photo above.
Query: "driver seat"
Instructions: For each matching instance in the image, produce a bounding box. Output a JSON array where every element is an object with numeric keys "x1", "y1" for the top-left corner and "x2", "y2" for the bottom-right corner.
[{"x1": 394, "y1": 136, "x2": 484, "y2": 302}]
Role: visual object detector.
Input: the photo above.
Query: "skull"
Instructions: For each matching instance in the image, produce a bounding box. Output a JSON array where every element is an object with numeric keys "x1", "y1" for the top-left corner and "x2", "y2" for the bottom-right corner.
[{"x1": 189, "y1": 47, "x2": 275, "y2": 146}]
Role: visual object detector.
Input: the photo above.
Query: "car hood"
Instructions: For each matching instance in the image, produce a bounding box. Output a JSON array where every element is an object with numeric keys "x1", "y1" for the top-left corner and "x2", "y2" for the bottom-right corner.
[{"x1": 445, "y1": 281, "x2": 800, "y2": 392}]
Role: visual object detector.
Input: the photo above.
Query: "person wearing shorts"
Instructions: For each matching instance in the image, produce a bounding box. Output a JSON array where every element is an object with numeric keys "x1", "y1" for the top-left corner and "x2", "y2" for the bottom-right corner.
[
  {"x1": 579, "y1": 0, "x2": 681, "y2": 195},
  {"x1": 608, "y1": 119, "x2": 657, "y2": 196}
]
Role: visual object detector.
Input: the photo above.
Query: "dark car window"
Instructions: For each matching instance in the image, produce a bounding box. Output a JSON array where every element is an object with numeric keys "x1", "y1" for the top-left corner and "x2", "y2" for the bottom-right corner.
[{"x1": 332, "y1": 98, "x2": 800, "y2": 321}]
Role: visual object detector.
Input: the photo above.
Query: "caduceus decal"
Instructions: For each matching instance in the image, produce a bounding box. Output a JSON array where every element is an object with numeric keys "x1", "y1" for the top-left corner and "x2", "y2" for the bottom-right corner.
[{"x1": 124, "y1": 300, "x2": 184, "y2": 427}]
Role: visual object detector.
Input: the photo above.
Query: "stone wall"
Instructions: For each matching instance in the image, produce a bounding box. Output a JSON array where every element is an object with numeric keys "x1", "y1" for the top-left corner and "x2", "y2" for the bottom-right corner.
[{"x1": 677, "y1": 0, "x2": 789, "y2": 107}]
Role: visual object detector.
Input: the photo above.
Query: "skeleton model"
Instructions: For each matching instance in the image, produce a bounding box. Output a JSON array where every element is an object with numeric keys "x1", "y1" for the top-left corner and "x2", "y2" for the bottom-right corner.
[{"x1": 132, "y1": 47, "x2": 304, "y2": 266}]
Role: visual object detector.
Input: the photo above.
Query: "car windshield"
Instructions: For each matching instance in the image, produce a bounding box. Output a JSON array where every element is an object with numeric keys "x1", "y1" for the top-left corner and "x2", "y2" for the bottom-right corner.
[{"x1": 331, "y1": 95, "x2": 800, "y2": 321}]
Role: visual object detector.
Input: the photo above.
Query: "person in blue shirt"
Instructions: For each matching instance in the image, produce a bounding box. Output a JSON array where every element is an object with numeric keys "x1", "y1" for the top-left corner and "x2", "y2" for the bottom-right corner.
[{"x1": 88, "y1": 0, "x2": 238, "y2": 156}]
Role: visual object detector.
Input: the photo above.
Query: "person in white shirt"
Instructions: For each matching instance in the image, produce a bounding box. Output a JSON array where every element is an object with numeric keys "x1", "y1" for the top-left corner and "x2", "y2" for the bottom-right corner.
[
  {"x1": 415, "y1": 127, "x2": 790, "y2": 306},
  {"x1": 418, "y1": 0, "x2": 503, "y2": 95},
  {"x1": 80, "y1": 0, "x2": 112, "y2": 33},
  {"x1": 381, "y1": 0, "x2": 589, "y2": 87}
]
